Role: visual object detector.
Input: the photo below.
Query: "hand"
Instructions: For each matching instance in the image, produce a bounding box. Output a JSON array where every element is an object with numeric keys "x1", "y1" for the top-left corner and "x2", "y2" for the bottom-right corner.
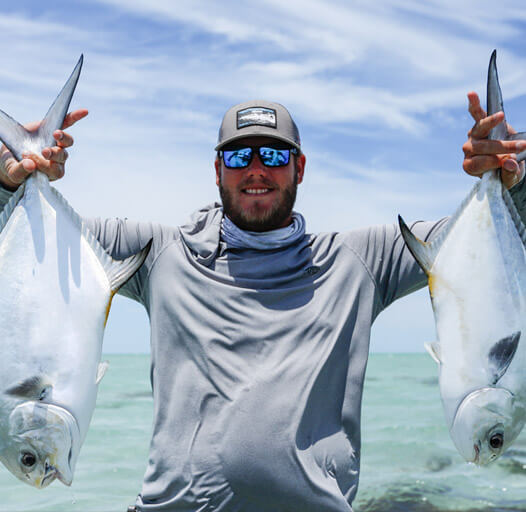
[
  {"x1": 462, "y1": 92, "x2": 525, "y2": 189},
  {"x1": 0, "y1": 108, "x2": 88, "y2": 190}
]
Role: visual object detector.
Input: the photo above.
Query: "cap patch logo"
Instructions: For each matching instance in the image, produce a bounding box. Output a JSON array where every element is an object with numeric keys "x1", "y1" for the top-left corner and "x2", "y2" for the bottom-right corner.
[{"x1": 237, "y1": 107, "x2": 277, "y2": 129}]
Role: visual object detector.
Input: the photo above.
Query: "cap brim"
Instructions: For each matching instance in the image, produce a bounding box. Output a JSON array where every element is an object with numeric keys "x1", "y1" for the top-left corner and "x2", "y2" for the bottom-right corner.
[{"x1": 215, "y1": 132, "x2": 301, "y2": 152}]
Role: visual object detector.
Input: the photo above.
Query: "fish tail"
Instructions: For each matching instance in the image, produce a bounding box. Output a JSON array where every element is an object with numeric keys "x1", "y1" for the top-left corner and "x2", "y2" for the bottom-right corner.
[
  {"x1": 37, "y1": 55, "x2": 83, "y2": 151},
  {"x1": 0, "y1": 55, "x2": 83, "y2": 162}
]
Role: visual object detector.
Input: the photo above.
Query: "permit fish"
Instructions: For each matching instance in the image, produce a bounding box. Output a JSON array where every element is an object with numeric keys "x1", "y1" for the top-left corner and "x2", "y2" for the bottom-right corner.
[
  {"x1": 0, "y1": 56, "x2": 150, "y2": 487},
  {"x1": 399, "y1": 50, "x2": 526, "y2": 465}
]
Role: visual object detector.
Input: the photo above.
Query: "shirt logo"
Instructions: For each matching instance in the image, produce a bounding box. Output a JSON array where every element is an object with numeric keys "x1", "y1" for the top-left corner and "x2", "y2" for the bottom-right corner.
[
  {"x1": 237, "y1": 107, "x2": 277, "y2": 129},
  {"x1": 304, "y1": 266, "x2": 320, "y2": 276}
]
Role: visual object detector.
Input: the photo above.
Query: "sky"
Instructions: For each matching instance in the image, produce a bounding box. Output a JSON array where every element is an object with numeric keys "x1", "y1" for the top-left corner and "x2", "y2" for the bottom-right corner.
[{"x1": 1, "y1": 1, "x2": 526, "y2": 353}]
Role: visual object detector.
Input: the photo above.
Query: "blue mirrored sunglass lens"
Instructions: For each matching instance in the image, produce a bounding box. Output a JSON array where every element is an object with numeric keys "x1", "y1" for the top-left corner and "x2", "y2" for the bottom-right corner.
[
  {"x1": 259, "y1": 147, "x2": 290, "y2": 166},
  {"x1": 223, "y1": 148, "x2": 253, "y2": 168}
]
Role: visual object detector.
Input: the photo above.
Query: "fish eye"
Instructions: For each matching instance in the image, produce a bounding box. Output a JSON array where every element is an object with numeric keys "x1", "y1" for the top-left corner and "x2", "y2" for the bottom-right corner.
[
  {"x1": 20, "y1": 452, "x2": 36, "y2": 468},
  {"x1": 489, "y1": 433, "x2": 504, "y2": 450}
]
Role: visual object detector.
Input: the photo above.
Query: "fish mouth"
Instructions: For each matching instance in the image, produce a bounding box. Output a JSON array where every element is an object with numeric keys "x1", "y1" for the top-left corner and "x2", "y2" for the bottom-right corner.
[{"x1": 40, "y1": 461, "x2": 58, "y2": 488}]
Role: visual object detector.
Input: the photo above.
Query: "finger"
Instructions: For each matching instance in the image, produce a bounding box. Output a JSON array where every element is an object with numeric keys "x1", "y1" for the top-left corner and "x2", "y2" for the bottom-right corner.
[
  {"x1": 467, "y1": 91, "x2": 486, "y2": 122},
  {"x1": 21, "y1": 108, "x2": 88, "y2": 136},
  {"x1": 501, "y1": 164, "x2": 523, "y2": 189},
  {"x1": 464, "y1": 139, "x2": 526, "y2": 157},
  {"x1": 42, "y1": 146, "x2": 68, "y2": 163},
  {"x1": 23, "y1": 153, "x2": 64, "y2": 181},
  {"x1": 52, "y1": 130, "x2": 73, "y2": 148},
  {"x1": 3, "y1": 158, "x2": 36, "y2": 185},
  {"x1": 61, "y1": 109, "x2": 88, "y2": 130},
  {"x1": 498, "y1": 154, "x2": 519, "y2": 172},
  {"x1": 469, "y1": 111, "x2": 505, "y2": 139},
  {"x1": 463, "y1": 154, "x2": 506, "y2": 176}
]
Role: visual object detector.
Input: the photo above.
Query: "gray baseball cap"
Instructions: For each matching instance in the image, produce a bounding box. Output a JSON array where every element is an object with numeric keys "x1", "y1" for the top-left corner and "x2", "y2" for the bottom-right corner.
[{"x1": 215, "y1": 100, "x2": 301, "y2": 152}]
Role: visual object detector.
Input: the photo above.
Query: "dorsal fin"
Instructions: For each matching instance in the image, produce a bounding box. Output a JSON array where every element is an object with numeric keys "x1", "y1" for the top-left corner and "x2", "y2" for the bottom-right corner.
[
  {"x1": 487, "y1": 49, "x2": 508, "y2": 141},
  {"x1": 0, "y1": 55, "x2": 83, "y2": 161},
  {"x1": 488, "y1": 331, "x2": 520, "y2": 384},
  {"x1": 398, "y1": 215, "x2": 440, "y2": 273}
]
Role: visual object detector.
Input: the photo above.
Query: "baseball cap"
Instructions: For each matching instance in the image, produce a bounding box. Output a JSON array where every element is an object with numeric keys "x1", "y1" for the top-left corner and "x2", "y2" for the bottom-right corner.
[{"x1": 215, "y1": 100, "x2": 301, "y2": 152}]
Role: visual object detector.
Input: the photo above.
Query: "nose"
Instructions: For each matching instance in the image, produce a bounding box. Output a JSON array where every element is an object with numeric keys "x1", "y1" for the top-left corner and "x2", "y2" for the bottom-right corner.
[{"x1": 245, "y1": 154, "x2": 271, "y2": 177}]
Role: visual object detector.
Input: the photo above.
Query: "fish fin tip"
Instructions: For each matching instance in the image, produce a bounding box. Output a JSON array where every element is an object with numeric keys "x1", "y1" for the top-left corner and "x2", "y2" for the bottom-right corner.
[
  {"x1": 425, "y1": 341, "x2": 441, "y2": 364},
  {"x1": 38, "y1": 56, "x2": 83, "y2": 148},
  {"x1": 108, "y1": 238, "x2": 153, "y2": 292},
  {"x1": 487, "y1": 49, "x2": 508, "y2": 140},
  {"x1": 96, "y1": 361, "x2": 109, "y2": 385},
  {"x1": 0, "y1": 111, "x2": 31, "y2": 162},
  {"x1": 398, "y1": 215, "x2": 434, "y2": 273}
]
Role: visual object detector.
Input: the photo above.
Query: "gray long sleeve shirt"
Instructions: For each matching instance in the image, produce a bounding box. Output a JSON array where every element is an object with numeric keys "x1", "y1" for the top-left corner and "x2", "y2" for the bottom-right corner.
[
  {"x1": 86, "y1": 204, "x2": 448, "y2": 512},
  {"x1": 2, "y1": 177, "x2": 525, "y2": 512}
]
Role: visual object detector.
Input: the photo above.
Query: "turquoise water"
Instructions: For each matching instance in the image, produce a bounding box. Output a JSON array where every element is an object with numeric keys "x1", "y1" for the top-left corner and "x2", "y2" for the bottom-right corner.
[{"x1": 1, "y1": 354, "x2": 525, "y2": 511}]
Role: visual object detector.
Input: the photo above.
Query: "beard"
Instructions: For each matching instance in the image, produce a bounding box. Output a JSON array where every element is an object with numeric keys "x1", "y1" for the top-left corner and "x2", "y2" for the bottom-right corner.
[{"x1": 219, "y1": 172, "x2": 298, "y2": 232}]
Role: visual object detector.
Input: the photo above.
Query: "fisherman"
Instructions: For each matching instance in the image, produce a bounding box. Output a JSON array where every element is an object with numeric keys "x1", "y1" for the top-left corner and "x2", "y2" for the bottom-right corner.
[{"x1": 0, "y1": 92, "x2": 523, "y2": 512}]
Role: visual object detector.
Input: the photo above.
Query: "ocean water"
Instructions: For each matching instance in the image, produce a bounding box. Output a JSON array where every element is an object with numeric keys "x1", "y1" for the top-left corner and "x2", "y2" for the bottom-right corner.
[{"x1": 1, "y1": 353, "x2": 525, "y2": 512}]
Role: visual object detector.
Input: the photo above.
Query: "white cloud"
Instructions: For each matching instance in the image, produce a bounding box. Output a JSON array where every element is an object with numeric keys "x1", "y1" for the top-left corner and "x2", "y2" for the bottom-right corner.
[{"x1": 0, "y1": 1, "x2": 525, "y2": 354}]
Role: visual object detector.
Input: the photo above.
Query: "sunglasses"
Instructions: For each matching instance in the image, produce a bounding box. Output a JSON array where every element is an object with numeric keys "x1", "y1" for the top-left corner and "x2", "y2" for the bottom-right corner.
[{"x1": 219, "y1": 144, "x2": 298, "y2": 169}]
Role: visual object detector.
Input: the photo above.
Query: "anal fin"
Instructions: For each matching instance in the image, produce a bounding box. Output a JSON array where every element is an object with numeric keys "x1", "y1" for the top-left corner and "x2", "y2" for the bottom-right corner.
[
  {"x1": 425, "y1": 341, "x2": 442, "y2": 364},
  {"x1": 96, "y1": 361, "x2": 109, "y2": 385}
]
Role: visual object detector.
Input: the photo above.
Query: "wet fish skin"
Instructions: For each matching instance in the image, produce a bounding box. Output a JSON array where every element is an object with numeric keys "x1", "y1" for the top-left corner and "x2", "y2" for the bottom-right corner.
[
  {"x1": 0, "y1": 57, "x2": 151, "y2": 488},
  {"x1": 398, "y1": 50, "x2": 526, "y2": 465}
]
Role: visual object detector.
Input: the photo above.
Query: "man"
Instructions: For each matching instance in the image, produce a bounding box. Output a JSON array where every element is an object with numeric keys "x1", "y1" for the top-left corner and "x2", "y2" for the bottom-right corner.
[{"x1": 0, "y1": 94, "x2": 523, "y2": 511}]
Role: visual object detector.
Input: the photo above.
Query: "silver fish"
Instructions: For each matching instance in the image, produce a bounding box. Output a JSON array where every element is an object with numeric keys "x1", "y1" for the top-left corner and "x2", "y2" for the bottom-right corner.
[
  {"x1": 399, "y1": 50, "x2": 526, "y2": 465},
  {"x1": 0, "y1": 56, "x2": 151, "y2": 487}
]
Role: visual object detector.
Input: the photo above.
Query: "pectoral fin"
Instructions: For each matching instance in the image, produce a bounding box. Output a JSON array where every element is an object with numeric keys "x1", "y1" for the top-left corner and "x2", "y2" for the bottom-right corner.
[
  {"x1": 488, "y1": 331, "x2": 520, "y2": 384},
  {"x1": 5, "y1": 376, "x2": 52, "y2": 401}
]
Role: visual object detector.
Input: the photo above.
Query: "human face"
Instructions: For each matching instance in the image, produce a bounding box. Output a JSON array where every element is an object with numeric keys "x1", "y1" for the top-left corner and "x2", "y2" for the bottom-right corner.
[{"x1": 215, "y1": 137, "x2": 305, "y2": 232}]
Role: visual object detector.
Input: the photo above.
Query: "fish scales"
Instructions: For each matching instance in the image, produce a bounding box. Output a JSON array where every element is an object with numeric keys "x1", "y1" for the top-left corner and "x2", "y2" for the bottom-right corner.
[
  {"x1": 0, "y1": 57, "x2": 150, "y2": 488},
  {"x1": 399, "y1": 50, "x2": 526, "y2": 466}
]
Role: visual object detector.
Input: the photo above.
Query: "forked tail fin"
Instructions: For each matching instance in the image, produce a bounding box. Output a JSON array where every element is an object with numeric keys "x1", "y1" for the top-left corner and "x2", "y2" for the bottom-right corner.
[{"x1": 0, "y1": 55, "x2": 83, "y2": 161}]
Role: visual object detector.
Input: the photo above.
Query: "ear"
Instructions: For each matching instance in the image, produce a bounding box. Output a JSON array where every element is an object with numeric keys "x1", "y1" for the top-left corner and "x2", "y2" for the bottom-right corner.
[
  {"x1": 215, "y1": 156, "x2": 221, "y2": 186},
  {"x1": 296, "y1": 153, "x2": 306, "y2": 184}
]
